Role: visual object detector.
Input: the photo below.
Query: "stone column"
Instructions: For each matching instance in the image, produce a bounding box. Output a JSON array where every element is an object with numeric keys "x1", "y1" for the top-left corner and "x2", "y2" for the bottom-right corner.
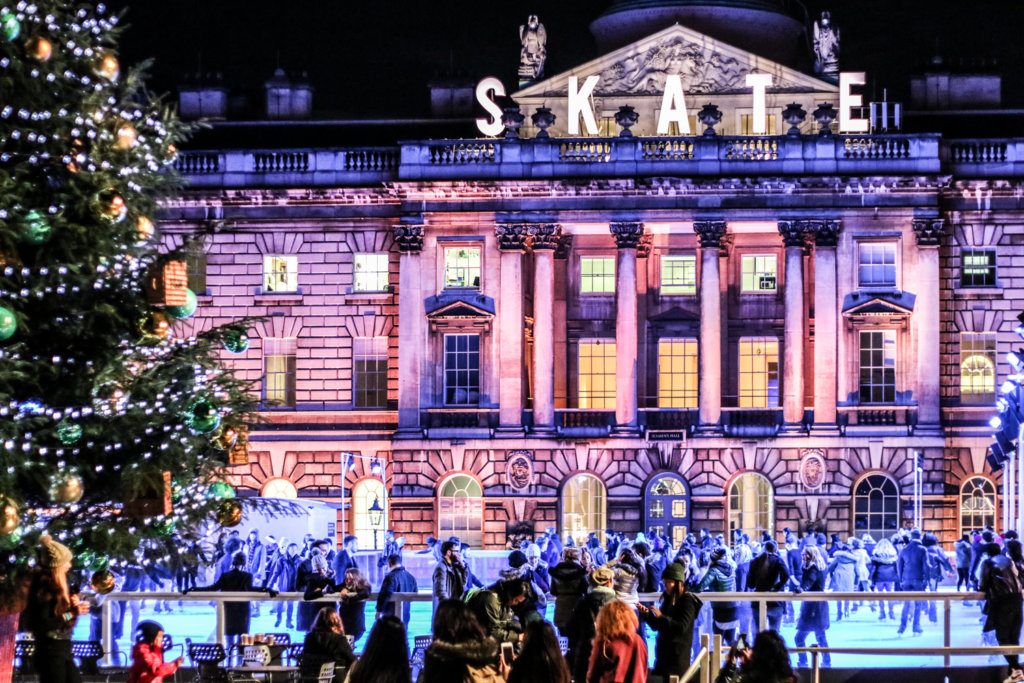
[
  {"x1": 778, "y1": 220, "x2": 807, "y2": 428},
  {"x1": 811, "y1": 220, "x2": 842, "y2": 430},
  {"x1": 495, "y1": 223, "x2": 529, "y2": 435},
  {"x1": 530, "y1": 224, "x2": 559, "y2": 434},
  {"x1": 694, "y1": 221, "x2": 727, "y2": 430},
  {"x1": 394, "y1": 223, "x2": 424, "y2": 437},
  {"x1": 611, "y1": 221, "x2": 644, "y2": 433},
  {"x1": 913, "y1": 218, "x2": 943, "y2": 426}
]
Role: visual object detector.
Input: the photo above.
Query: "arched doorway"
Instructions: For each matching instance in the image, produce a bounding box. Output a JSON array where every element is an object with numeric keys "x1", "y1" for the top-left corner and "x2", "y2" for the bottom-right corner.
[
  {"x1": 438, "y1": 474, "x2": 483, "y2": 548},
  {"x1": 562, "y1": 473, "x2": 606, "y2": 547},
  {"x1": 852, "y1": 473, "x2": 900, "y2": 540},
  {"x1": 728, "y1": 472, "x2": 774, "y2": 542},
  {"x1": 644, "y1": 473, "x2": 690, "y2": 548},
  {"x1": 352, "y1": 477, "x2": 386, "y2": 551},
  {"x1": 960, "y1": 476, "x2": 996, "y2": 535}
]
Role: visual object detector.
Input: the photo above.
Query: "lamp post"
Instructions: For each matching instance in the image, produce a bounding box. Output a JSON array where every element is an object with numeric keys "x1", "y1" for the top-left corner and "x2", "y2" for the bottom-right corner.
[
  {"x1": 338, "y1": 451, "x2": 388, "y2": 547},
  {"x1": 368, "y1": 495, "x2": 384, "y2": 550}
]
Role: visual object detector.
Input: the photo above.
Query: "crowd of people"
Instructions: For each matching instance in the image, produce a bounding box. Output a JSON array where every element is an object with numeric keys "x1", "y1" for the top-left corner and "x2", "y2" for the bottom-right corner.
[{"x1": 17, "y1": 523, "x2": 1024, "y2": 683}]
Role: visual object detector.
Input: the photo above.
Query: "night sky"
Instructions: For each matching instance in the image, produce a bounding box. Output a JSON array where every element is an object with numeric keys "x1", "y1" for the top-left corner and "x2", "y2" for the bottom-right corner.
[{"x1": 104, "y1": 1, "x2": 1024, "y2": 117}]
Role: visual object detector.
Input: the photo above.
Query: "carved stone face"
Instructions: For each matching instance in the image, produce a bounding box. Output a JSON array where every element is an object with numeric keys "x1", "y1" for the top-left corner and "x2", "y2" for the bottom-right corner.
[{"x1": 508, "y1": 455, "x2": 532, "y2": 489}]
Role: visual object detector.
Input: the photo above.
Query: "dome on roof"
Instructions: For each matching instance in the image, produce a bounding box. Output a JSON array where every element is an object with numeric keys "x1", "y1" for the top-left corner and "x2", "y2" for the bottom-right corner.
[{"x1": 590, "y1": 0, "x2": 809, "y2": 67}]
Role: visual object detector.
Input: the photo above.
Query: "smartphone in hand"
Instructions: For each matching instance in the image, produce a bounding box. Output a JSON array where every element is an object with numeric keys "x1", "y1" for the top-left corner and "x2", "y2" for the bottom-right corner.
[{"x1": 500, "y1": 642, "x2": 515, "y2": 668}]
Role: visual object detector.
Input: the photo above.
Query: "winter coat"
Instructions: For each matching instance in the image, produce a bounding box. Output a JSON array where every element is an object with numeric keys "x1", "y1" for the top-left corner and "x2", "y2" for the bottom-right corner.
[
  {"x1": 640, "y1": 591, "x2": 703, "y2": 677},
  {"x1": 826, "y1": 550, "x2": 858, "y2": 593},
  {"x1": 697, "y1": 561, "x2": 738, "y2": 624},
  {"x1": 421, "y1": 637, "x2": 504, "y2": 683},
  {"x1": 980, "y1": 553, "x2": 1023, "y2": 633},
  {"x1": 301, "y1": 630, "x2": 355, "y2": 683},
  {"x1": 299, "y1": 573, "x2": 334, "y2": 632},
  {"x1": 331, "y1": 549, "x2": 358, "y2": 582},
  {"x1": 587, "y1": 632, "x2": 649, "y2": 683},
  {"x1": 926, "y1": 545, "x2": 952, "y2": 581},
  {"x1": 246, "y1": 540, "x2": 267, "y2": 587},
  {"x1": 126, "y1": 642, "x2": 179, "y2": 683},
  {"x1": 954, "y1": 540, "x2": 973, "y2": 569},
  {"x1": 785, "y1": 547, "x2": 803, "y2": 583},
  {"x1": 549, "y1": 560, "x2": 588, "y2": 629},
  {"x1": 897, "y1": 539, "x2": 931, "y2": 586},
  {"x1": 747, "y1": 552, "x2": 790, "y2": 613},
  {"x1": 432, "y1": 560, "x2": 469, "y2": 611},
  {"x1": 852, "y1": 548, "x2": 870, "y2": 584},
  {"x1": 870, "y1": 558, "x2": 899, "y2": 585},
  {"x1": 267, "y1": 553, "x2": 300, "y2": 592},
  {"x1": 566, "y1": 586, "x2": 617, "y2": 683},
  {"x1": 466, "y1": 588, "x2": 522, "y2": 644},
  {"x1": 609, "y1": 560, "x2": 644, "y2": 606},
  {"x1": 528, "y1": 561, "x2": 551, "y2": 594},
  {"x1": 376, "y1": 565, "x2": 417, "y2": 621},
  {"x1": 796, "y1": 566, "x2": 829, "y2": 633},
  {"x1": 337, "y1": 582, "x2": 370, "y2": 641},
  {"x1": 194, "y1": 569, "x2": 256, "y2": 635}
]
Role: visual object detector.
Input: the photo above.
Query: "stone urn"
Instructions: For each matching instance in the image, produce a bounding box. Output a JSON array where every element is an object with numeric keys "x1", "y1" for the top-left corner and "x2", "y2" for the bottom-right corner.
[
  {"x1": 501, "y1": 106, "x2": 525, "y2": 140},
  {"x1": 531, "y1": 106, "x2": 556, "y2": 139},
  {"x1": 697, "y1": 104, "x2": 723, "y2": 136},
  {"x1": 782, "y1": 103, "x2": 806, "y2": 136},
  {"x1": 614, "y1": 105, "x2": 640, "y2": 137},
  {"x1": 813, "y1": 103, "x2": 837, "y2": 136}
]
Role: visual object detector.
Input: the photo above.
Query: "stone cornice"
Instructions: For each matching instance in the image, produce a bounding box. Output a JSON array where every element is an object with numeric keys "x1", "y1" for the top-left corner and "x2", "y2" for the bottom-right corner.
[
  {"x1": 810, "y1": 219, "x2": 842, "y2": 248},
  {"x1": 528, "y1": 223, "x2": 561, "y2": 251},
  {"x1": 495, "y1": 223, "x2": 530, "y2": 251},
  {"x1": 393, "y1": 224, "x2": 424, "y2": 253},
  {"x1": 610, "y1": 221, "x2": 645, "y2": 249},
  {"x1": 777, "y1": 219, "x2": 807, "y2": 248}
]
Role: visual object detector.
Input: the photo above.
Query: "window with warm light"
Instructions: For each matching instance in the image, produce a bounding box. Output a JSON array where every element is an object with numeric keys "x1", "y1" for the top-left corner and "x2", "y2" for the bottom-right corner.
[
  {"x1": 853, "y1": 474, "x2": 899, "y2": 539},
  {"x1": 728, "y1": 473, "x2": 773, "y2": 541},
  {"x1": 186, "y1": 252, "x2": 207, "y2": 294},
  {"x1": 580, "y1": 256, "x2": 615, "y2": 294},
  {"x1": 443, "y1": 247, "x2": 481, "y2": 289},
  {"x1": 740, "y1": 114, "x2": 778, "y2": 135},
  {"x1": 578, "y1": 340, "x2": 616, "y2": 409},
  {"x1": 960, "y1": 476, "x2": 996, "y2": 535},
  {"x1": 353, "y1": 477, "x2": 386, "y2": 550},
  {"x1": 858, "y1": 242, "x2": 897, "y2": 288},
  {"x1": 353, "y1": 337, "x2": 388, "y2": 408},
  {"x1": 562, "y1": 473, "x2": 606, "y2": 547},
  {"x1": 263, "y1": 255, "x2": 298, "y2": 293},
  {"x1": 960, "y1": 332, "x2": 996, "y2": 405},
  {"x1": 740, "y1": 255, "x2": 777, "y2": 292},
  {"x1": 263, "y1": 337, "x2": 297, "y2": 407},
  {"x1": 859, "y1": 330, "x2": 896, "y2": 404},
  {"x1": 354, "y1": 253, "x2": 389, "y2": 292},
  {"x1": 444, "y1": 334, "x2": 479, "y2": 405},
  {"x1": 660, "y1": 255, "x2": 697, "y2": 295},
  {"x1": 260, "y1": 477, "x2": 297, "y2": 499},
  {"x1": 658, "y1": 338, "x2": 698, "y2": 408},
  {"x1": 961, "y1": 249, "x2": 996, "y2": 287},
  {"x1": 738, "y1": 338, "x2": 779, "y2": 407},
  {"x1": 438, "y1": 474, "x2": 483, "y2": 548}
]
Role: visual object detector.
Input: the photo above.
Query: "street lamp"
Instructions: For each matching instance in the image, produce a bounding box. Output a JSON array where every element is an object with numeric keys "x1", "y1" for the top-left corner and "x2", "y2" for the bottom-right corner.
[{"x1": 369, "y1": 495, "x2": 384, "y2": 550}]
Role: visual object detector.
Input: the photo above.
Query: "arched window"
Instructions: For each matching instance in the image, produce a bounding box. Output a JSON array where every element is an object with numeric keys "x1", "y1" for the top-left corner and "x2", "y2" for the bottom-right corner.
[
  {"x1": 562, "y1": 474, "x2": 606, "y2": 547},
  {"x1": 353, "y1": 477, "x2": 386, "y2": 551},
  {"x1": 438, "y1": 474, "x2": 483, "y2": 548},
  {"x1": 961, "y1": 476, "x2": 997, "y2": 534},
  {"x1": 728, "y1": 473, "x2": 773, "y2": 542},
  {"x1": 260, "y1": 477, "x2": 297, "y2": 499},
  {"x1": 853, "y1": 473, "x2": 900, "y2": 540},
  {"x1": 645, "y1": 474, "x2": 690, "y2": 548}
]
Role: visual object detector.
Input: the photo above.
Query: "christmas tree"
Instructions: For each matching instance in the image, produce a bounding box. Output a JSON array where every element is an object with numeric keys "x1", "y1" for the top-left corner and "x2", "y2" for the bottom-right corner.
[{"x1": 0, "y1": 0, "x2": 260, "y2": 648}]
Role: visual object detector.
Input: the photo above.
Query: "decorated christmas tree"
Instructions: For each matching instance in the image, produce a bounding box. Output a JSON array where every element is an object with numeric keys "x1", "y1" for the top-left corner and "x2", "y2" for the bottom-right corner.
[{"x1": 0, "y1": 0, "x2": 259, "y2": 668}]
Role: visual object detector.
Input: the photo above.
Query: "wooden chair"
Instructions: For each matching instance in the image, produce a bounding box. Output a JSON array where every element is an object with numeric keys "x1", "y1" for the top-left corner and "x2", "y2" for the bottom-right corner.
[{"x1": 185, "y1": 639, "x2": 257, "y2": 683}]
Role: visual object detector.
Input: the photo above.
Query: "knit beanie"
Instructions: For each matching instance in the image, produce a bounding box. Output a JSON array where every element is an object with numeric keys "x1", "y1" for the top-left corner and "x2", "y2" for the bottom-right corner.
[
  {"x1": 661, "y1": 563, "x2": 687, "y2": 583},
  {"x1": 508, "y1": 550, "x2": 528, "y2": 568},
  {"x1": 37, "y1": 535, "x2": 72, "y2": 569}
]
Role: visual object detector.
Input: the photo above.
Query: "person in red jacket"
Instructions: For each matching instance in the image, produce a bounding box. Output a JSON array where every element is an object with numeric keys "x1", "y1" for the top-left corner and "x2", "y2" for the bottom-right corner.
[
  {"x1": 126, "y1": 621, "x2": 183, "y2": 683},
  {"x1": 587, "y1": 599, "x2": 648, "y2": 683}
]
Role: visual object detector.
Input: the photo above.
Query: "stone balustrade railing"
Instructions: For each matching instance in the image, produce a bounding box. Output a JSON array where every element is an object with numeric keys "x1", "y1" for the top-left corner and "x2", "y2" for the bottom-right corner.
[{"x1": 170, "y1": 135, "x2": 1024, "y2": 188}]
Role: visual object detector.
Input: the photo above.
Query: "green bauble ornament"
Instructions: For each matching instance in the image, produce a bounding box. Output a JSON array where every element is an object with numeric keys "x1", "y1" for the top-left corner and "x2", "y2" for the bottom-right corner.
[
  {"x1": 0, "y1": 306, "x2": 16, "y2": 341},
  {"x1": 72, "y1": 548, "x2": 95, "y2": 570},
  {"x1": 207, "y1": 481, "x2": 235, "y2": 500},
  {"x1": 171, "y1": 478, "x2": 184, "y2": 504},
  {"x1": 0, "y1": 527, "x2": 22, "y2": 549},
  {"x1": 154, "y1": 518, "x2": 175, "y2": 537},
  {"x1": 187, "y1": 399, "x2": 220, "y2": 434},
  {"x1": 0, "y1": 12, "x2": 20, "y2": 42},
  {"x1": 223, "y1": 329, "x2": 250, "y2": 354},
  {"x1": 166, "y1": 288, "x2": 197, "y2": 319},
  {"x1": 56, "y1": 420, "x2": 83, "y2": 445},
  {"x1": 216, "y1": 499, "x2": 243, "y2": 527},
  {"x1": 20, "y1": 210, "x2": 52, "y2": 244}
]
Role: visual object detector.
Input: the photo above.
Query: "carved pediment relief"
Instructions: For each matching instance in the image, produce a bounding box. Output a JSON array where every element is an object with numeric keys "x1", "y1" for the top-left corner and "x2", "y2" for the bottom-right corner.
[
  {"x1": 842, "y1": 291, "x2": 916, "y2": 328},
  {"x1": 425, "y1": 292, "x2": 495, "y2": 332}
]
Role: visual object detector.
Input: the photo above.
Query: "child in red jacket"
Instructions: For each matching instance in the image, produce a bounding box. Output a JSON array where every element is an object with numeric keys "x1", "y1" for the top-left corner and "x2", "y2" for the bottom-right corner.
[{"x1": 126, "y1": 621, "x2": 184, "y2": 683}]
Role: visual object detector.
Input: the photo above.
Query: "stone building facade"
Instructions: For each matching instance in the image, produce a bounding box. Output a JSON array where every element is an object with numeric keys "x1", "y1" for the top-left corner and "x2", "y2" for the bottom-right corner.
[{"x1": 164, "y1": 16, "x2": 1024, "y2": 550}]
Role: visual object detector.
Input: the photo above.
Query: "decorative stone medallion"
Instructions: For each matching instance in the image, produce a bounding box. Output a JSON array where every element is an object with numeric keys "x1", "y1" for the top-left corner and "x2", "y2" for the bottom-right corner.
[
  {"x1": 799, "y1": 450, "x2": 826, "y2": 490},
  {"x1": 506, "y1": 450, "x2": 534, "y2": 492}
]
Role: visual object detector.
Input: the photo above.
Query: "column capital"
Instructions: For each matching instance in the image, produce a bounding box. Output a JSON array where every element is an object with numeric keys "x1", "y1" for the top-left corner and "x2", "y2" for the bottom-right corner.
[
  {"x1": 777, "y1": 219, "x2": 809, "y2": 248},
  {"x1": 912, "y1": 218, "x2": 944, "y2": 247},
  {"x1": 393, "y1": 224, "x2": 424, "y2": 253},
  {"x1": 810, "y1": 219, "x2": 843, "y2": 248},
  {"x1": 554, "y1": 232, "x2": 574, "y2": 259},
  {"x1": 694, "y1": 220, "x2": 728, "y2": 249},
  {"x1": 610, "y1": 221, "x2": 645, "y2": 249},
  {"x1": 495, "y1": 223, "x2": 530, "y2": 251},
  {"x1": 528, "y1": 223, "x2": 561, "y2": 251}
]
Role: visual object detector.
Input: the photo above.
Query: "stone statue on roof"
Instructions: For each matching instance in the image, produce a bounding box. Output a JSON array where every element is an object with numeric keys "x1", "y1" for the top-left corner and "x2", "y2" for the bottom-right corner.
[
  {"x1": 519, "y1": 14, "x2": 547, "y2": 81},
  {"x1": 813, "y1": 11, "x2": 840, "y2": 76}
]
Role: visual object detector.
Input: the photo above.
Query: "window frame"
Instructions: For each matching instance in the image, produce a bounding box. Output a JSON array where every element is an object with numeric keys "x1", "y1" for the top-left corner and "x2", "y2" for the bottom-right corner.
[
  {"x1": 658, "y1": 338, "x2": 698, "y2": 408},
  {"x1": 960, "y1": 249, "x2": 997, "y2": 288},
  {"x1": 852, "y1": 473, "x2": 900, "y2": 540},
  {"x1": 857, "y1": 241, "x2": 898, "y2": 289},
  {"x1": 659, "y1": 254, "x2": 697, "y2": 296},
  {"x1": 263, "y1": 254, "x2": 299, "y2": 294},
  {"x1": 352, "y1": 477, "x2": 387, "y2": 551},
  {"x1": 579, "y1": 255, "x2": 616, "y2": 296},
  {"x1": 859, "y1": 329, "x2": 897, "y2": 404},
  {"x1": 263, "y1": 337, "x2": 297, "y2": 408},
  {"x1": 740, "y1": 254, "x2": 778, "y2": 293},
  {"x1": 186, "y1": 252, "x2": 207, "y2": 295},
  {"x1": 578, "y1": 339, "x2": 616, "y2": 410},
  {"x1": 728, "y1": 472, "x2": 774, "y2": 543},
  {"x1": 353, "y1": 252, "x2": 390, "y2": 293},
  {"x1": 443, "y1": 333, "x2": 480, "y2": 406},
  {"x1": 960, "y1": 332, "x2": 996, "y2": 405},
  {"x1": 438, "y1": 474, "x2": 484, "y2": 548},
  {"x1": 562, "y1": 473, "x2": 607, "y2": 548},
  {"x1": 738, "y1": 337, "x2": 779, "y2": 408},
  {"x1": 960, "y1": 476, "x2": 997, "y2": 536},
  {"x1": 443, "y1": 246, "x2": 482, "y2": 290},
  {"x1": 353, "y1": 336, "x2": 389, "y2": 409}
]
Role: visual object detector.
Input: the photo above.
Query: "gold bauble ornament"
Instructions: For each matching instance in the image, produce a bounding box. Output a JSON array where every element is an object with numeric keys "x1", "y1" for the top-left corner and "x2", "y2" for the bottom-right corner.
[
  {"x1": 0, "y1": 498, "x2": 18, "y2": 535},
  {"x1": 137, "y1": 216, "x2": 154, "y2": 241},
  {"x1": 93, "y1": 188, "x2": 127, "y2": 224},
  {"x1": 115, "y1": 123, "x2": 137, "y2": 150},
  {"x1": 26, "y1": 36, "x2": 52, "y2": 61},
  {"x1": 90, "y1": 569, "x2": 116, "y2": 595},
  {"x1": 50, "y1": 472, "x2": 84, "y2": 505},
  {"x1": 216, "y1": 499, "x2": 243, "y2": 527},
  {"x1": 211, "y1": 427, "x2": 239, "y2": 451},
  {"x1": 139, "y1": 311, "x2": 172, "y2": 345},
  {"x1": 92, "y1": 50, "x2": 119, "y2": 81}
]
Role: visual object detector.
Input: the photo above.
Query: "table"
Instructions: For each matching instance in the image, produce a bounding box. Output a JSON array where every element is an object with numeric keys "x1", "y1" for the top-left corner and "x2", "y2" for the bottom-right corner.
[{"x1": 227, "y1": 664, "x2": 298, "y2": 682}]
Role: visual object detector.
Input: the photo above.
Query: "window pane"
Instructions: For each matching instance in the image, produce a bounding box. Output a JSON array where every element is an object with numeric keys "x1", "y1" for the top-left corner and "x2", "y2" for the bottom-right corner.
[
  {"x1": 581, "y1": 257, "x2": 615, "y2": 294},
  {"x1": 960, "y1": 332, "x2": 996, "y2": 404},
  {"x1": 353, "y1": 478, "x2": 386, "y2": 551},
  {"x1": 660, "y1": 255, "x2": 697, "y2": 295},
  {"x1": 859, "y1": 330, "x2": 896, "y2": 404},
  {"x1": 961, "y1": 250, "x2": 996, "y2": 287},
  {"x1": 562, "y1": 474, "x2": 607, "y2": 547},
  {"x1": 354, "y1": 337, "x2": 389, "y2": 408},
  {"x1": 444, "y1": 334, "x2": 480, "y2": 405},
  {"x1": 738, "y1": 338, "x2": 778, "y2": 407},
  {"x1": 960, "y1": 476, "x2": 996, "y2": 535},
  {"x1": 438, "y1": 474, "x2": 482, "y2": 548},
  {"x1": 354, "y1": 253, "x2": 390, "y2": 292},
  {"x1": 579, "y1": 340, "x2": 616, "y2": 409},
  {"x1": 658, "y1": 338, "x2": 698, "y2": 408},
  {"x1": 263, "y1": 255, "x2": 298, "y2": 293},
  {"x1": 852, "y1": 474, "x2": 900, "y2": 539},
  {"x1": 741, "y1": 255, "x2": 776, "y2": 292},
  {"x1": 728, "y1": 473, "x2": 773, "y2": 541},
  {"x1": 263, "y1": 337, "x2": 297, "y2": 407},
  {"x1": 858, "y1": 242, "x2": 897, "y2": 287},
  {"x1": 444, "y1": 247, "x2": 481, "y2": 289},
  {"x1": 187, "y1": 253, "x2": 207, "y2": 293}
]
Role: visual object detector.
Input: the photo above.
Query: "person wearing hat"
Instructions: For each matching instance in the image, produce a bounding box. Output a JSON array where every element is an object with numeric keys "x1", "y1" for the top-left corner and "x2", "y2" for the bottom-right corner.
[
  {"x1": 22, "y1": 536, "x2": 91, "y2": 682},
  {"x1": 639, "y1": 561, "x2": 703, "y2": 678},
  {"x1": 126, "y1": 620, "x2": 184, "y2": 683},
  {"x1": 564, "y1": 566, "x2": 617, "y2": 683}
]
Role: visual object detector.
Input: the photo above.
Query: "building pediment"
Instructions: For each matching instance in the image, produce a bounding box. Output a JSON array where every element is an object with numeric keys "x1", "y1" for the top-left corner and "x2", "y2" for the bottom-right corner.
[
  {"x1": 514, "y1": 23, "x2": 836, "y2": 100},
  {"x1": 425, "y1": 292, "x2": 495, "y2": 332},
  {"x1": 842, "y1": 291, "x2": 916, "y2": 327},
  {"x1": 649, "y1": 306, "x2": 700, "y2": 323}
]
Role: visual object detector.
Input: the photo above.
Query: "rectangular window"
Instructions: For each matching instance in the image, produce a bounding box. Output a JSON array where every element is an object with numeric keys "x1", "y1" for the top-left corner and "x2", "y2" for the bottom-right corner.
[
  {"x1": 443, "y1": 247, "x2": 481, "y2": 289},
  {"x1": 263, "y1": 337, "x2": 297, "y2": 407},
  {"x1": 859, "y1": 330, "x2": 896, "y2": 404},
  {"x1": 961, "y1": 249, "x2": 997, "y2": 287},
  {"x1": 961, "y1": 332, "x2": 996, "y2": 404},
  {"x1": 740, "y1": 255, "x2": 777, "y2": 292},
  {"x1": 658, "y1": 338, "x2": 698, "y2": 408},
  {"x1": 263, "y1": 255, "x2": 298, "y2": 293},
  {"x1": 444, "y1": 334, "x2": 480, "y2": 405},
  {"x1": 354, "y1": 253, "x2": 389, "y2": 292},
  {"x1": 353, "y1": 337, "x2": 389, "y2": 408},
  {"x1": 578, "y1": 340, "x2": 616, "y2": 409},
  {"x1": 738, "y1": 338, "x2": 779, "y2": 408},
  {"x1": 858, "y1": 242, "x2": 897, "y2": 288},
  {"x1": 581, "y1": 256, "x2": 615, "y2": 294},
  {"x1": 654, "y1": 114, "x2": 700, "y2": 136},
  {"x1": 186, "y1": 252, "x2": 207, "y2": 294},
  {"x1": 660, "y1": 255, "x2": 697, "y2": 295},
  {"x1": 740, "y1": 114, "x2": 778, "y2": 135}
]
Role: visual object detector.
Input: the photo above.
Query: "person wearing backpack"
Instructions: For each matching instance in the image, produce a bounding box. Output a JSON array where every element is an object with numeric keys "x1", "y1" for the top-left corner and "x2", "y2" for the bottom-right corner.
[{"x1": 980, "y1": 542, "x2": 1024, "y2": 682}]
